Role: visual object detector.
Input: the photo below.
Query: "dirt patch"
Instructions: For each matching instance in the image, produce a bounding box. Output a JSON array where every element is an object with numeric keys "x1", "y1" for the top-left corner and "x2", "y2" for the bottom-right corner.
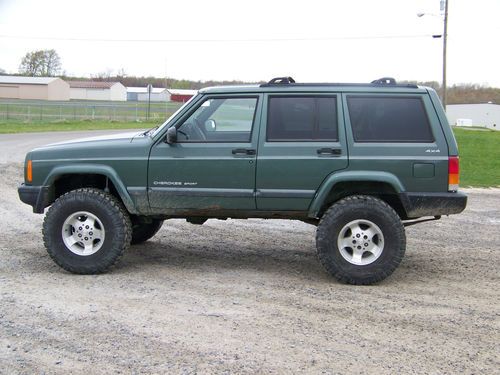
[{"x1": 1, "y1": 161, "x2": 499, "y2": 374}]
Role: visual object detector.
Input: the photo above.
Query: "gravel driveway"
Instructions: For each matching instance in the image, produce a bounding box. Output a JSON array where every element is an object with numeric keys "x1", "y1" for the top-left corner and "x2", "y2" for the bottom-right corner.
[{"x1": 0, "y1": 131, "x2": 499, "y2": 374}]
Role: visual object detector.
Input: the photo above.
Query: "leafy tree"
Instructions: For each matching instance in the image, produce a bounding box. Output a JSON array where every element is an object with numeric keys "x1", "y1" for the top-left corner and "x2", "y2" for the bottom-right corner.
[{"x1": 19, "y1": 49, "x2": 62, "y2": 76}]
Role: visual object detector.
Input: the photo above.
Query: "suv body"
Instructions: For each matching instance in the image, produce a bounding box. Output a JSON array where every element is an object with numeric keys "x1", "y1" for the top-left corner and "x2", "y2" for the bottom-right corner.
[{"x1": 18, "y1": 77, "x2": 467, "y2": 284}]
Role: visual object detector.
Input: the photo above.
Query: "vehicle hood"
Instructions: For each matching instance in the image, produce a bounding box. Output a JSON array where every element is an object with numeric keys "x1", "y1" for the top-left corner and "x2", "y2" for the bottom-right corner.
[
  {"x1": 45, "y1": 131, "x2": 144, "y2": 147},
  {"x1": 28, "y1": 130, "x2": 151, "y2": 162}
]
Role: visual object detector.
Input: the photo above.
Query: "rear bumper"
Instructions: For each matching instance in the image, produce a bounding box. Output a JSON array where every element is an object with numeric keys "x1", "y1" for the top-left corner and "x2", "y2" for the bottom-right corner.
[
  {"x1": 400, "y1": 191, "x2": 467, "y2": 219},
  {"x1": 18, "y1": 184, "x2": 50, "y2": 213}
]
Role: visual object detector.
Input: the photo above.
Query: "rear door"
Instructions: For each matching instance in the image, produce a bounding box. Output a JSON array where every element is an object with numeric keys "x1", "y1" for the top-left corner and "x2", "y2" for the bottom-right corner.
[{"x1": 256, "y1": 93, "x2": 348, "y2": 211}]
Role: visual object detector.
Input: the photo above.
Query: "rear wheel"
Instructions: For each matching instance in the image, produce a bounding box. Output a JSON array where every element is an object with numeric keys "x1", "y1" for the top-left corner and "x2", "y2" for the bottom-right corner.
[
  {"x1": 316, "y1": 195, "x2": 406, "y2": 285},
  {"x1": 43, "y1": 188, "x2": 132, "y2": 274}
]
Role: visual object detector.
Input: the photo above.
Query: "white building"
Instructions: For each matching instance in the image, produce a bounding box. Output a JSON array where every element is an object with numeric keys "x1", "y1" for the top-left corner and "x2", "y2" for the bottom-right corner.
[
  {"x1": 68, "y1": 81, "x2": 127, "y2": 101},
  {"x1": 0, "y1": 75, "x2": 70, "y2": 101},
  {"x1": 447, "y1": 103, "x2": 499, "y2": 131},
  {"x1": 127, "y1": 87, "x2": 171, "y2": 102}
]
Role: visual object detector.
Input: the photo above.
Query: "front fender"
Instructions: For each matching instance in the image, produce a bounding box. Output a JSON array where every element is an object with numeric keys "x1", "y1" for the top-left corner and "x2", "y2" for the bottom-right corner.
[
  {"x1": 308, "y1": 171, "x2": 405, "y2": 218},
  {"x1": 43, "y1": 164, "x2": 138, "y2": 214}
]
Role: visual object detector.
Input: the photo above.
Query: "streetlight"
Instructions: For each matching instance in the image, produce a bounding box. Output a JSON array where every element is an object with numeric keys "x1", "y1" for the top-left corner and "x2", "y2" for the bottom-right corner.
[{"x1": 418, "y1": 0, "x2": 449, "y2": 110}]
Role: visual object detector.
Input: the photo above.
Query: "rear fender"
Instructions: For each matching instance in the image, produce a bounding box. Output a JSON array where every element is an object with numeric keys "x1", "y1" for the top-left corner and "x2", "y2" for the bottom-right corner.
[{"x1": 308, "y1": 171, "x2": 405, "y2": 218}]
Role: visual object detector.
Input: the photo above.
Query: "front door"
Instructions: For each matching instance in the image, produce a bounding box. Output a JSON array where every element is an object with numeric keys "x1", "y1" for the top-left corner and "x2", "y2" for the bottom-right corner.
[{"x1": 148, "y1": 95, "x2": 262, "y2": 213}]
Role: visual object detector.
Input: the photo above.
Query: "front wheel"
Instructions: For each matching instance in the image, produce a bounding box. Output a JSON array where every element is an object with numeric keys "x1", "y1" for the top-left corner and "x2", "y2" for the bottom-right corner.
[
  {"x1": 316, "y1": 195, "x2": 406, "y2": 285},
  {"x1": 42, "y1": 188, "x2": 132, "y2": 274}
]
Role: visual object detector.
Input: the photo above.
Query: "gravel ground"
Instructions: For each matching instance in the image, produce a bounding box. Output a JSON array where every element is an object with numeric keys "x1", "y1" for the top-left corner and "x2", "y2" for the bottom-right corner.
[{"x1": 0, "y1": 132, "x2": 499, "y2": 374}]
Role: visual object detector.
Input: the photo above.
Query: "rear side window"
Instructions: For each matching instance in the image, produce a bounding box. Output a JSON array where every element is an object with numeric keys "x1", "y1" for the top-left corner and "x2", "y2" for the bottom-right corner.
[
  {"x1": 347, "y1": 96, "x2": 434, "y2": 142},
  {"x1": 267, "y1": 96, "x2": 338, "y2": 141}
]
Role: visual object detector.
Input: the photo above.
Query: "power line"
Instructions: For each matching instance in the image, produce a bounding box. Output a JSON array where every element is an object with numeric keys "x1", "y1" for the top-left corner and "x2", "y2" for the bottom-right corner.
[{"x1": 0, "y1": 34, "x2": 437, "y2": 43}]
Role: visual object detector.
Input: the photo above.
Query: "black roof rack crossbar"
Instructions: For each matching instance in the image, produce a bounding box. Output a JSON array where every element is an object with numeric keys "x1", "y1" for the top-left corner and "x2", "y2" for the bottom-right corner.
[
  {"x1": 267, "y1": 77, "x2": 296, "y2": 85},
  {"x1": 371, "y1": 77, "x2": 397, "y2": 85}
]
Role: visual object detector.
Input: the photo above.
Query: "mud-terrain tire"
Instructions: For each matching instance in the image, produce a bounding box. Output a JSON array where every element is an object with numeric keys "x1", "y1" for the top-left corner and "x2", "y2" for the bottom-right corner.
[
  {"x1": 131, "y1": 219, "x2": 164, "y2": 244},
  {"x1": 316, "y1": 195, "x2": 406, "y2": 285},
  {"x1": 42, "y1": 188, "x2": 132, "y2": 274}
]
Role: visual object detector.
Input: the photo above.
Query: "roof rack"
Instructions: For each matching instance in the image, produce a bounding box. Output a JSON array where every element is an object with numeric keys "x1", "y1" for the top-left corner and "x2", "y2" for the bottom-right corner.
[
  {"x1": 260, "y1": 76, "x2": 418, "y2": 88},
  {"x1": 371, "y1": 77, "x2": 397, "y2": 85},
  {"x1": 267, "y1": 77, "x2": 296, "y2": 85}
]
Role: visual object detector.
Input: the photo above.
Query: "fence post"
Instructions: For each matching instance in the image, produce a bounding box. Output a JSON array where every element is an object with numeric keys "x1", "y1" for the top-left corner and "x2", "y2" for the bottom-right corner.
[
  {"x1": 6, "y1": 103, "x2": 9, "y2": 120},
  {"x1": 40, "y1": 104, "x2": 43, "y2": 121},
  {"x1": 92, "y1": 106, "x2": 95, "y2": 120},
  {"x1": 60, "y1": 105, "x2": 62, "y2": 120},
  {"x1": 73, "y1": 105, "x2": 76, "y2": 120},
  {"x1": 28, "y1": 105, "x2": 31, "y2": 122}
]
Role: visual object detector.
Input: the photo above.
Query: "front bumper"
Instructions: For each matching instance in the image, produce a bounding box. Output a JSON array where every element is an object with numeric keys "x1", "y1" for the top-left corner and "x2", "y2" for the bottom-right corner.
[
  {"x1": 18, "y1": 184, "x2": 50, "y2": 213},
  {"x1": 400, "y1": 191, "x2": 467, "y2": 219}
]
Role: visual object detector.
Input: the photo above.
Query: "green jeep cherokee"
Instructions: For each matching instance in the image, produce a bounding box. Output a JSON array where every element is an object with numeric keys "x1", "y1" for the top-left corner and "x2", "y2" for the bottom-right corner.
[{"x1": 18, "y1": 77, "x2": 467, "y2": 284}]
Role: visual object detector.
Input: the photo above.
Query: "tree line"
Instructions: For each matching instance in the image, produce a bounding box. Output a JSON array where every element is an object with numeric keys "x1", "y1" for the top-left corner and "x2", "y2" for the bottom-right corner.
[{"x1": 3, "y1": 49, "x2": 499, "y2": 104}]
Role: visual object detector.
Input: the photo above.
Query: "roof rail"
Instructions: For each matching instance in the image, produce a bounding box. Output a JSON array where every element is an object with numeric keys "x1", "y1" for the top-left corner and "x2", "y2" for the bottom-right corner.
[
  {"x1": 371, "y1": 77, "x2": 397, "y2": 85},
  {"x1": 259, "y1": 76, "x2": 418, "y2": 88}
]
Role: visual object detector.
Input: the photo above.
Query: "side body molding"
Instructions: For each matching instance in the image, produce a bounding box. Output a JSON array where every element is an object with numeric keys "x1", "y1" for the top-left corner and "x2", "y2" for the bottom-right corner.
[
  {"x1": 308, "y1": 171, "x2": 405, "y2": 218},
  {"x1": 42, "y1": 164, "x2": 138, "y2": 214}
]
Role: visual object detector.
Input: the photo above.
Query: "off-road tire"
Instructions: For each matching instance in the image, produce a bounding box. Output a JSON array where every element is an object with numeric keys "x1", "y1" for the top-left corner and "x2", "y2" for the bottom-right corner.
[
  {"x1": 42, "y1": 188, "x2": 132, "y2": 274},
  {"x1": 131, "y1": 219, "x2": 164, "y2": 245},
  {"x1": 316, "y1": 195, "x2": 406, "y2": 285}
]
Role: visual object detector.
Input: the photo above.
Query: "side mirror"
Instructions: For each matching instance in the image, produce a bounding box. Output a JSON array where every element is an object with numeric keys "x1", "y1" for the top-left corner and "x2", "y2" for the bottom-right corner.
[
  {"x1": 204, "y1": 119, "x2": 216, "y2": 132},
  {"x1": 165, "y1": 126, "x2": 177, "y2": 144}
]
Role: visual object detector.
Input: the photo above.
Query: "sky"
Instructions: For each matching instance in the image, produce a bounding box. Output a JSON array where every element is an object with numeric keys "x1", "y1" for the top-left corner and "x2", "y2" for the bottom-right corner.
[{"x1": 0, "y1": 0, "x2": 499, "y2": 86}]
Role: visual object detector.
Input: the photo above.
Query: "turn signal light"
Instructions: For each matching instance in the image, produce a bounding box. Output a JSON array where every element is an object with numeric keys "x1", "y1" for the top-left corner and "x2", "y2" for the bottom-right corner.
[
  {"x1": 26, "y1": 160, "x2": 33, "y2": 183},
  {"x1": 448, "y1": 156, "x2": 459, "y2": 191}
]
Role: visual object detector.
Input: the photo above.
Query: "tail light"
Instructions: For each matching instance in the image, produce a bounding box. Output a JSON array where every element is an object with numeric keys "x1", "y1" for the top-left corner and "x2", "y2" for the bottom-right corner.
[
  {"x1": 26, "y1": 160, "x2": 33, "y2": 183},
  {"x1": 448, "y1": 156, "x2": 459, "y2": 191}
]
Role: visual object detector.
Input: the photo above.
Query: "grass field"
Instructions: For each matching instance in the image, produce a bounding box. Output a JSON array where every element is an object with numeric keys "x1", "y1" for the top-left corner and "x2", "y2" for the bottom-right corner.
[
  {"x1": 453, "y1": 127, "x2": 500, "y2": 187},
  {"x1": 0, "y1": 99, "x2": 182, "y2": 122}
]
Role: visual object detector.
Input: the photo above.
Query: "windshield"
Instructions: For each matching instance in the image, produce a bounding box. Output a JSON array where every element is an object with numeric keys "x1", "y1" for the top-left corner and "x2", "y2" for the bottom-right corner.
[{"x1": 151, "y1": 94, "x2": 199, "y2": 137}]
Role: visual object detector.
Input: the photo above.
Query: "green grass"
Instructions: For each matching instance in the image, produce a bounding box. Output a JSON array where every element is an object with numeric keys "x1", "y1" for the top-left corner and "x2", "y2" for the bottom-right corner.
[
  {"x1": 0, "y1": 99, "x2": 182, "y2": 122},
  {"x1": 453, "y1": 127, "x2": 500, "y2": 187},
  {"x1": 0, "y1": 120, "x2": 155, "y2": 134}
]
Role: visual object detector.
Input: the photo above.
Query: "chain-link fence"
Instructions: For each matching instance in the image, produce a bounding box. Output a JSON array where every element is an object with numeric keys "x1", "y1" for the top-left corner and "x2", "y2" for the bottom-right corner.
[{"x1": 0, "y1": 100, "x2": 183, "y2": 122}]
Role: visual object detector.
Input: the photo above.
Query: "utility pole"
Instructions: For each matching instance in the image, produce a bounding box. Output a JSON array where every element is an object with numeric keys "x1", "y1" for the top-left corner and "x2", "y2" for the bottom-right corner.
[{"x1": 442, "y1": 0, "x2": 449, "y2": 110}]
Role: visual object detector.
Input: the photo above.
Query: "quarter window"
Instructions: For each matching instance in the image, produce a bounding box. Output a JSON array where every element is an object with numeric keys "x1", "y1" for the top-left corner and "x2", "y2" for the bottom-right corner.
[
  {"x1": 267, "y1": 96, "x2": 338, "y2": 141},
  {"x1": 347, "y1": 96, "x2": 434, "y2": 142}
]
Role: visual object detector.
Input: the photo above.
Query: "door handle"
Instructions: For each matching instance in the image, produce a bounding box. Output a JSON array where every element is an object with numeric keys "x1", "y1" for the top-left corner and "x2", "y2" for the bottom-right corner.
[
  {"x1": 317, "y1": 148, "x2": 342, "y2": 156},
  {"x1": 232, "y1": 148, "x2": 256, "y2": 156}
]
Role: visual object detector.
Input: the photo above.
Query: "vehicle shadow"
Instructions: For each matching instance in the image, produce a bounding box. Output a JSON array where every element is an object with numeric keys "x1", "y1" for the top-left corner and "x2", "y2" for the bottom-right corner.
[{"x1": 121, "y1": 239, "x2": 330, "y2": 281}]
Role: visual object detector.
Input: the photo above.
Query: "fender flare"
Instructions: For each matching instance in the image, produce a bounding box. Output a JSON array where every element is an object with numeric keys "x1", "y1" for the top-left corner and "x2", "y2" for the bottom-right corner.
[
  {"x1": 308, "y1": 171, "x2": 405, "y2": 218},
  {"x1": 42, "y1": 164, "x2": 138, "y2": 214}
]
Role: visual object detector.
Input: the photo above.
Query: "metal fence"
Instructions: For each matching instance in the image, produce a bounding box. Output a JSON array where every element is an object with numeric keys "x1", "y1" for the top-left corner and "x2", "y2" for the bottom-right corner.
[{"x1": 0, "y1": 100, "x2": 183, "y2": 122}]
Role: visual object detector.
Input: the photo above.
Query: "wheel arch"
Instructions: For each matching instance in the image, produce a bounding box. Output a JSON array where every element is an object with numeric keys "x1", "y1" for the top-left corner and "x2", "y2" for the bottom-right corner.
[
  {"x1": 308, "y1": 171, "x2": 407, "y2": 219},
  {"x1": 43, "y1": 164, "x2": 137, "y2": 214}
]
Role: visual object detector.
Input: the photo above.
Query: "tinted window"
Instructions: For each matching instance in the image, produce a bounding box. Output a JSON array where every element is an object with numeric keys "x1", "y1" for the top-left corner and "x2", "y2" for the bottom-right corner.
[
  {"x1": 267, "y1": 96, "x2": 338, "y2": 141},
  {"x1": 177, "y1": 97, "x2": 257, "y2": 142},
  {"x1": 347, "y1": 96, "x2": 434, "y2": 142}
]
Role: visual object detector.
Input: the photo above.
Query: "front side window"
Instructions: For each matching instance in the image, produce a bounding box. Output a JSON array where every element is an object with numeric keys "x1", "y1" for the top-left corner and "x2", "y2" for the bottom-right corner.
[
  {"x1": 177, "y1": 97, "x2": 258, "y2": 142},
  {"x1": 267, "y1": 96, "x2": 338, "y2": 141},
  {"x1": 347, "y1": 96, "x2": 434, "y2": 142}
]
